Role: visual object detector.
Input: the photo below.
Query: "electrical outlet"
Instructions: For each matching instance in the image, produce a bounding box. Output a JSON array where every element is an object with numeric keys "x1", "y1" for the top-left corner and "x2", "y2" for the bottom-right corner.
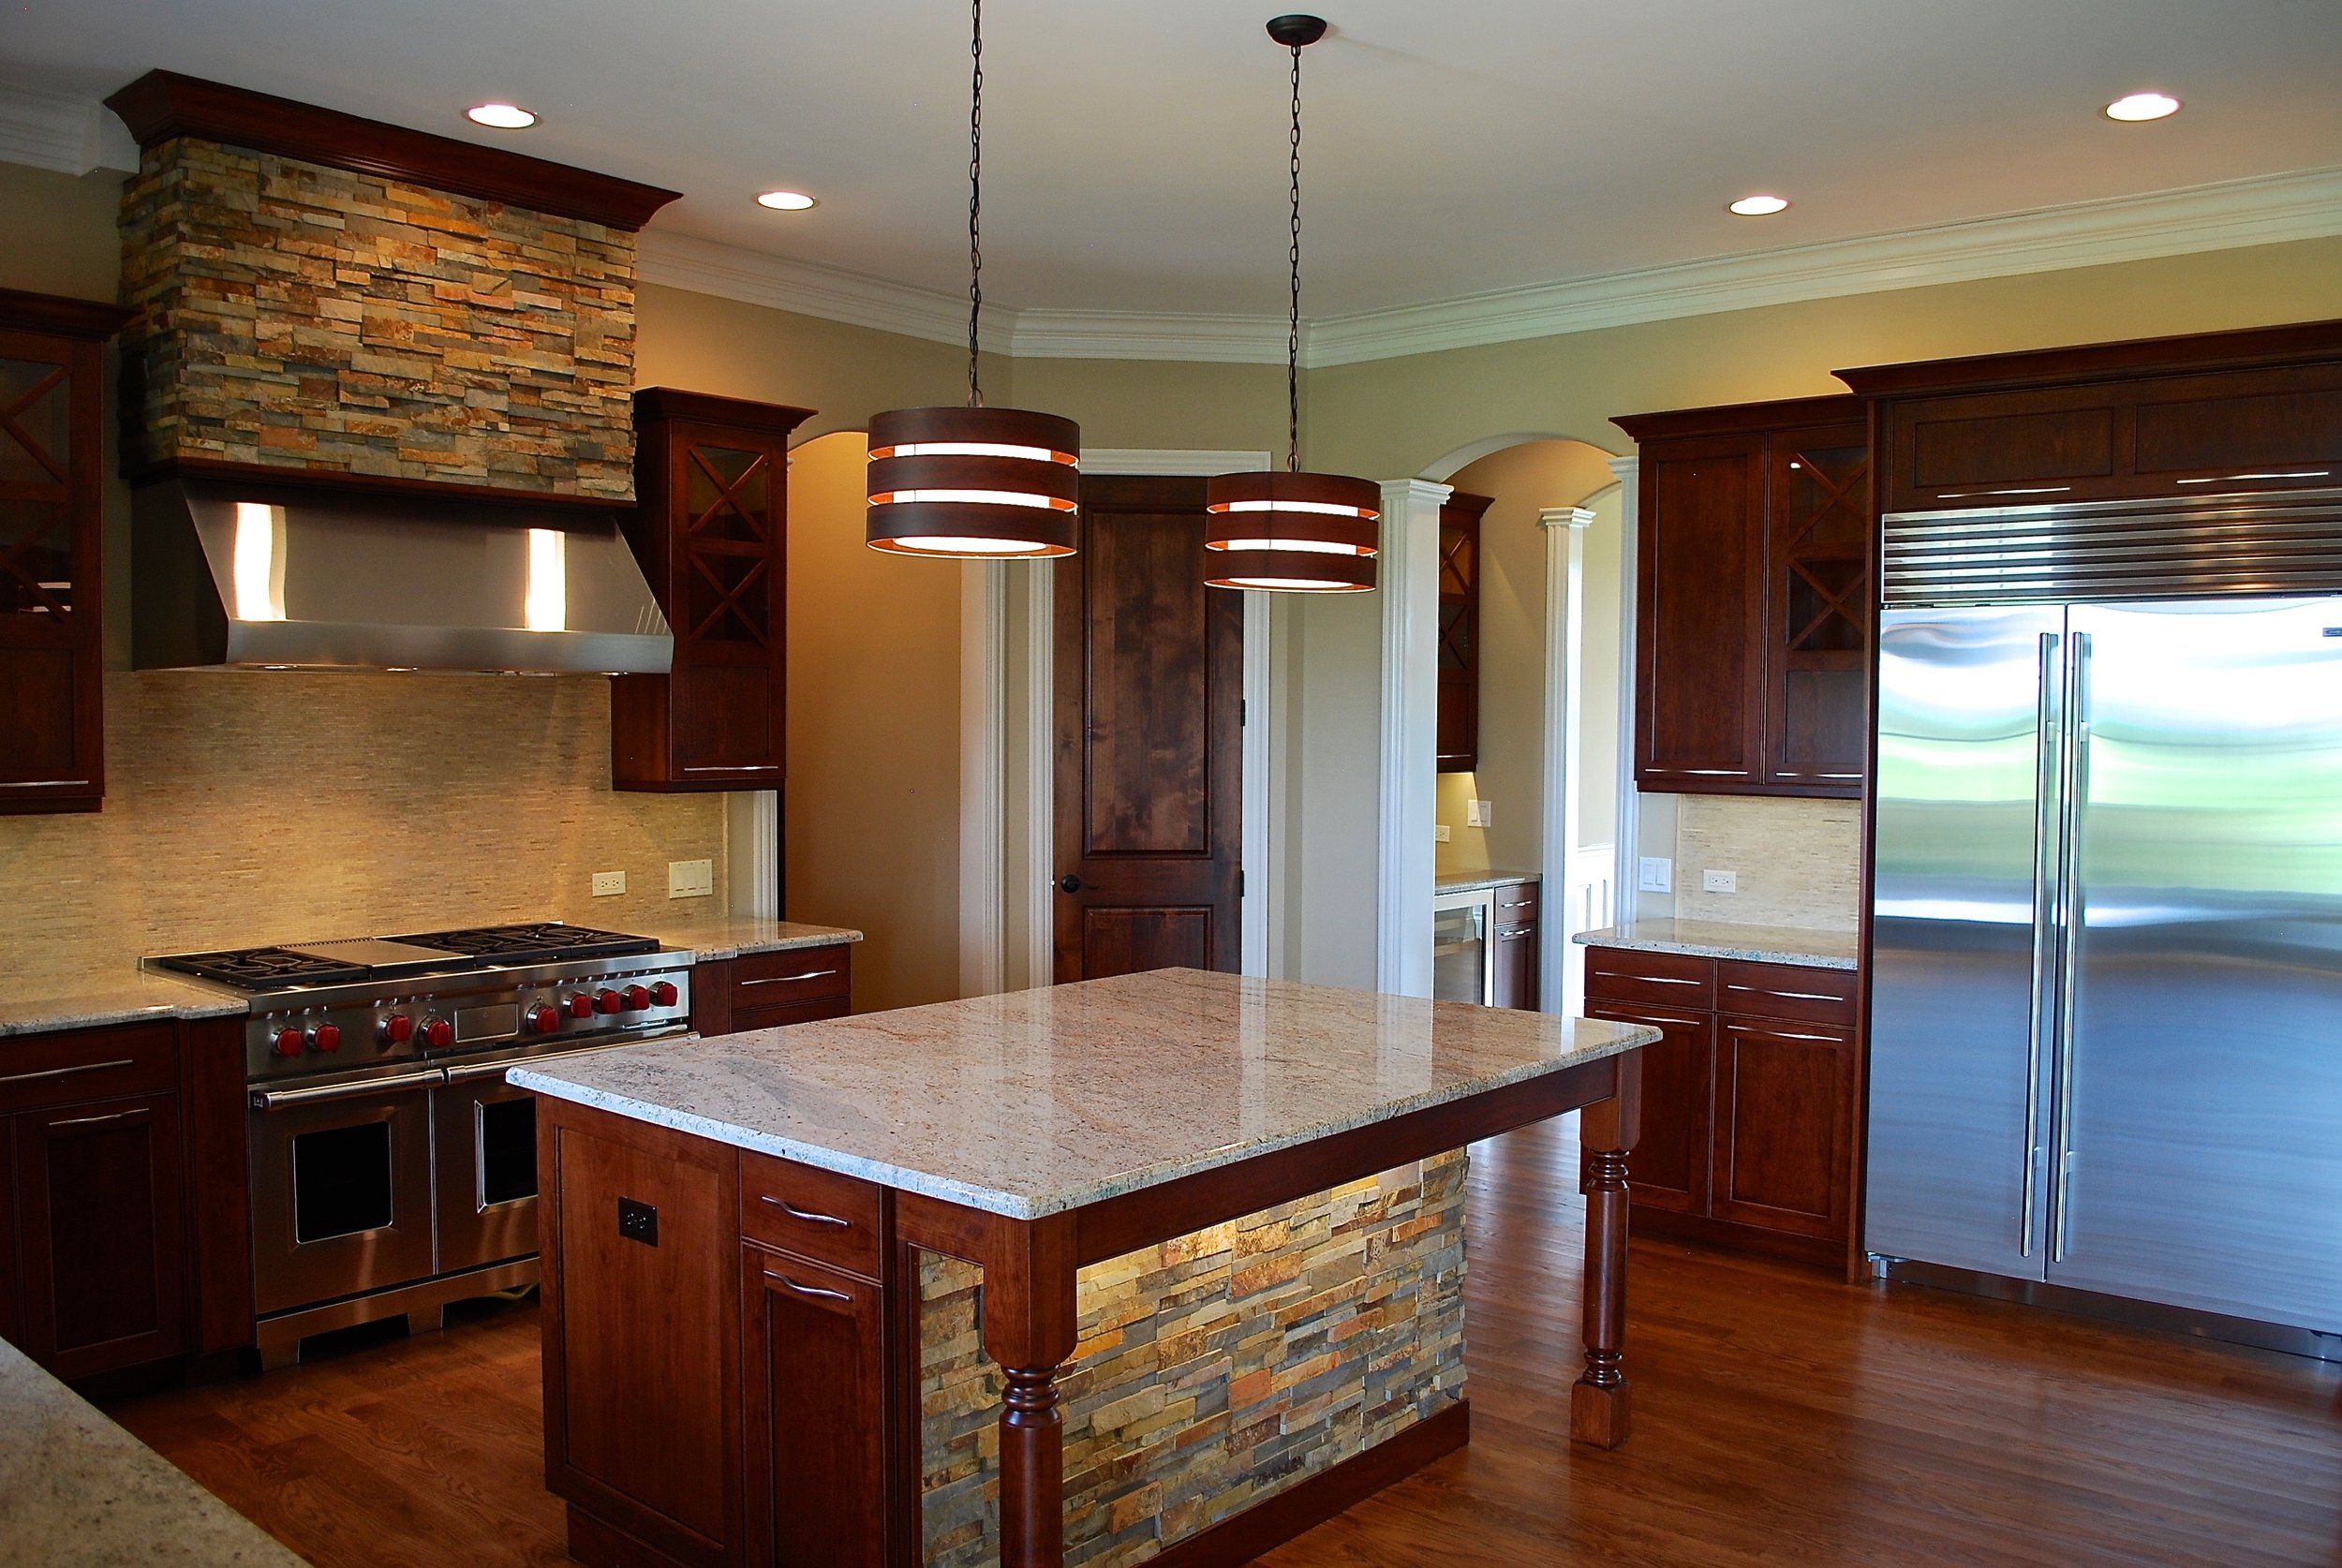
[
  {"x1": 667, "y1": 858, "x2": 714, "y2": 899},
  {"x1": 1434, "y1": 823, "x2": 1452, "y2": 843},
  {"x1": 1638, "y1": 857, "x2": 1673, "y2": 894},
  {"x1": 616, "y1": 1197, "x2": 658, "y2": 1246},
  {"x1": 1702, "y1": 869, "x2": 1739, "y2": 894},
  {"x1": 591, "y1": 870, "x2": 626, "y2": 897}
]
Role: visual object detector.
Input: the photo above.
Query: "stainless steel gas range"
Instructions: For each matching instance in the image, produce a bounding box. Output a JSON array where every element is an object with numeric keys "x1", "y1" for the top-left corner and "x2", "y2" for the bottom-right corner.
[{"x1": 147, "y1": 922, "x2": 692, "y2": 1368}]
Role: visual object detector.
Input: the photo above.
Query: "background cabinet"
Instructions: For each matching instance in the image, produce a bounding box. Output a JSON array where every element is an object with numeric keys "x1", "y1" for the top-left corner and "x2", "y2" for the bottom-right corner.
[
  {"x1": 1435, "y1": 490, "x2": 1491, "y2": 774},
  {"x1": 614, "y1": 388, "x2": 813, "y2": 792},
  {"x1": 1489, "y1": 880, "x2": 1539, "y2": 1012},
  {"x1": 0, "y1": 289, "x2": 135, "y2": 815},
  {"x1": 1614, "y1": 395, "x2": 1871, "y2": 799}
]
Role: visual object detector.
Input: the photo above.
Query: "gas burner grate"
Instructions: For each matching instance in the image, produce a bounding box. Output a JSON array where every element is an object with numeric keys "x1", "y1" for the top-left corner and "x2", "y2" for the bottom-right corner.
[
  {"x1": 390, "y1": 922, "x2": 661, "y2": 967},
  {"x1": 153, "y1": 948, "x2": 371, "y2": 991}
]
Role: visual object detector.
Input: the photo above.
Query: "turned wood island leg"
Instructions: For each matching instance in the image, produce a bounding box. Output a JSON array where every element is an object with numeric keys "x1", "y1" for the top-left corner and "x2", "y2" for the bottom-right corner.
[
  {"x1": 1573, "y1": 1052, "x2": 1643, "y2": 1449},
  {"x1": 980, "y1": 1212, "x2": 1080, "y2": 1566}
]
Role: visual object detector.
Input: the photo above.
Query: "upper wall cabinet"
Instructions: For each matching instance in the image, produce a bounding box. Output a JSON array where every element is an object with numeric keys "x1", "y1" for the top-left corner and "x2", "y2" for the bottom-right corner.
[
  {"x1": 613, "y1": 389, "x2": 813, "y2": 792},
  {"x1": 1436, "y1": 490, "x2": 1492, "y2": 775},
  {"x1": 0, "y1": 289, "x2": 135, "y2": 815},
  {"x1": 1839, "y1": 320, "x2": 2342, "y2": 515},
  {"x1": 1615, "y1": 395, "x2": 1871, "y2": 799}
]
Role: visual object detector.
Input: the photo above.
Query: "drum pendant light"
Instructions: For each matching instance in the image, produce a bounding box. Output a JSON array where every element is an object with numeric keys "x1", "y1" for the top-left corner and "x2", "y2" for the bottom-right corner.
[
  {"x1": 867, "y1": 0, "x2": 1080, "y2": 558},
  {"x1": 1206, "y1": 14, "x2": 1378, "y2": 593}
]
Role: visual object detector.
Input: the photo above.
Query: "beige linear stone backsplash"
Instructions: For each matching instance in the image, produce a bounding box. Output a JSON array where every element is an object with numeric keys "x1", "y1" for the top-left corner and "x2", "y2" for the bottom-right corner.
[
  {"x1": 1673, "y1": 793, "x2": 1861, "y2": 931},
  {"x1": 0, "y1": 671, "x2": 724, "y2": 971}
]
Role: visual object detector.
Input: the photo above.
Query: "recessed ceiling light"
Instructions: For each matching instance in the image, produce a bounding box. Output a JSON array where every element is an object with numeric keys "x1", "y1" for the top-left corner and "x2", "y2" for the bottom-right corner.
[
  {"x1": 2105, "y1": 91, "x2": 2181, "y2": 123},
  {"x1": 1728, "y1": 194, "x2": 1790, "y2": 216},
  {"x1": 755, "y1": 190, "x2": 818, "y2": 212},
  {"x1": 466, "y1": 103, "x2": 537, "y2": 129}
]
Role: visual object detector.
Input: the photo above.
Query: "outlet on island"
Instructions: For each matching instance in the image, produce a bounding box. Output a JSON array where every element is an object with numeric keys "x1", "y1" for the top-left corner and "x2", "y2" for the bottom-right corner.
[{"x1": 591, "y1": 870, "x2": 626, "y2": 897}]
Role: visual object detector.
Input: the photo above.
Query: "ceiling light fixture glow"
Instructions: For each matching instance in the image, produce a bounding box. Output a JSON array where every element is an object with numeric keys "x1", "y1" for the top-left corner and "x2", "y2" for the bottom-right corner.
[
  {"x1": 2104, "y1": 91, "x2": 2181, "y2": 122},
  {"x1": 465, "y1": 103, "x2": 538, "y2": 130},
  {"x1": 1728, "y1": 194, "x2": 1790, "y2": 216},
  {"x1": 756, "y1": 189, "x2": 818, "y2": 211}
]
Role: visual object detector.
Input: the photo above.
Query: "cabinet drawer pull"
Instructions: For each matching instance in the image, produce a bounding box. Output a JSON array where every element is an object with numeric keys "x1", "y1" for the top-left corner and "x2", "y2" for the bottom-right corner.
[
  {"x1": 766, "y1": 1270, "x2": 852, "y2": 1303},
  {"x1": 1499, "y1": 898, "x2": 1535, "y2": 910},
  {"x1": 1594, "y1": 972, "x2": 1699, "y2": 987},
  {"x1": 1731, "y1": 1026, "x2": 1841, "y2": 1043},
  {"x1": 739, "y1": 969, "x2": 840, "y2": 988},
  {"x1": 0, "y1": 1058, "x2": 133, "y2": 1087},
  {"x1": 1498, "y1": 929, "x2": 1535, "y2": 941},
  {"x1": 759, "y1": 1194, "x2": 852, "y2": 1228},
  {"x1": 1725, "y1": 984, "x2": 1841, "y2": 1003},
  {"x1": 46, "y1": 1108, "x2": 137, "y2": 1129},
  {"x1": 685, "y1": 764, "x2": 781, "y2": 773}
]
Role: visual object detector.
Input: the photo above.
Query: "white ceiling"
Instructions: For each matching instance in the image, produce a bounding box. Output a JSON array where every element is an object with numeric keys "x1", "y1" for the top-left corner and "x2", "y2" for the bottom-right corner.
[{"x1": 6, "y1": 0, "x2": 2341, "y2": 321}]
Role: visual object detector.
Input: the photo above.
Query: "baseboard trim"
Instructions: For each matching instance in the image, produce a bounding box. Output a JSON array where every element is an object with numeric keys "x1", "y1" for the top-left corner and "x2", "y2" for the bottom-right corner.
[{"x1": 1149, "y1": 1398, "x2": 1471, "y2": 1568}]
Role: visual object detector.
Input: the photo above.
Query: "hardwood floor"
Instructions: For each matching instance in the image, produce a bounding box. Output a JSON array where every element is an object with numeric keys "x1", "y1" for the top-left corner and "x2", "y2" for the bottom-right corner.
[{"x1": 106, "y1": 1120, "x2": 2342, "y2": 1567}]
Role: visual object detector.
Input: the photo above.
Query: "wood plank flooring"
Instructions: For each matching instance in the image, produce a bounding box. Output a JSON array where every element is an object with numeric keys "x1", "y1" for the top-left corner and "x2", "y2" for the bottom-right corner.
[{"x1": 106, "y1": 1119, "x2": 2342, "y2": 1567}]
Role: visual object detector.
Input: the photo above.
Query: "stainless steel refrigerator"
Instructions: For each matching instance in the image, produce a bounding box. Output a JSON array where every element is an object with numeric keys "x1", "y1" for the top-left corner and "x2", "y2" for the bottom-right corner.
[{"x1": 1866, "y1": 493, "x2": 2342, "y2": 1351}]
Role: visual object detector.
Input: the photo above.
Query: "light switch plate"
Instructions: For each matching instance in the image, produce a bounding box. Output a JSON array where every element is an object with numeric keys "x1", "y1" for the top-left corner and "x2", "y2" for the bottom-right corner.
[
  {"x1": 1701, "y1": 869, "x2": 1738, "y2": 894},
  {"x1": 591, "y1": 871, "x2": 626, "y2": 897},
  {"x1": 1465, "y1": 798, "x2": 1491, "y2": 828},
  {"x1": 668, "y1": 858, "x2": 714, "y2": 899},
  {"x1": 1638, "y1": 857, "x2": 1672, "y2": 894},
  {"x1": 1433, "y1": 824, "x2": 1452, "y2": 843}
]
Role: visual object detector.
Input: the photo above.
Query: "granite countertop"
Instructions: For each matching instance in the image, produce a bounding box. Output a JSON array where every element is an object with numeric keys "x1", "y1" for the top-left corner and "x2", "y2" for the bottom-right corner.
[
  {"x1": 0, "y1": 918, "x2": 862, "y2": 1040},
  {"x1": 513, "y1": 967, "x2": 1658, "y2": 1220},
  {"x1": 1434, "y1": 868, "x2": 1540, "y2": 895},
  {"x1": 1574, "y1": 918, "x2": 1859, "y2": 970},
  {"x1": 0, "y1": 1337, "x2": 306, "y2": 1566}
]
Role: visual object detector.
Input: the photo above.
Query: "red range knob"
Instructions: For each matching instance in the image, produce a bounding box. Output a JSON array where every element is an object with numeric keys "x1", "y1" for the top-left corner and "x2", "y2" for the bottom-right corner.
[
  {"x1": 594, "y1": 988, "x2": 623, "y2": 1015},
  {"x1": 313, "y1": 1024, "x2": 342, "y2": 1053},
  {"x1": 649, "y1": 981, "x2": 679, "y2": 1008},
  {"x1": 273, "y1": 1026, "x2": 305, "y2": 1058},
  {"x1": 528, "y1": 1003, "x2": 561, "y2": 1034},
  {"x1": 622, "y1": 984, "x2": 651, "y2": 1013},
  {"x1": 566, "y1": 991, "x2": 595, "y2": 1019},
  {"x1": 380, "y1": 1013, "x2": 414, "y2": 1045},
  {"x1": 422, "y1": 1016, "x2": 454, "y2": 1049}
]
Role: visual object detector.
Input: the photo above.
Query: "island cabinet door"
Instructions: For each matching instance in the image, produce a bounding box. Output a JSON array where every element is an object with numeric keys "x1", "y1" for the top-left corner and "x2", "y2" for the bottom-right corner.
[{"x1": 740, "y1": 1245, "x2": 890, "y2": 1568}]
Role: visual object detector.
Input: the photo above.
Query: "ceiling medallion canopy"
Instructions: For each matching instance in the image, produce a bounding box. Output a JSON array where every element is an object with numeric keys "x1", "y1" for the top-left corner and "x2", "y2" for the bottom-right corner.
[
  {"x1": 867, "y1": 0, "x2": 1080, "y2": 559},
  {"x1": 1206, "y1": 14, "x2": 1379, "y2": 593}
]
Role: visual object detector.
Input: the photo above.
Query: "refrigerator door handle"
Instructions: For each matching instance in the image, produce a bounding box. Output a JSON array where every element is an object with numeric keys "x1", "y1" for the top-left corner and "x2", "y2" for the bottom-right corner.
[
  {"x1": 2020, "y1": 631, "x2": 2062, "y2": 1259},
  {"x1": 2049, "y1": 630, "x2": 2093, "y2": 1263}
]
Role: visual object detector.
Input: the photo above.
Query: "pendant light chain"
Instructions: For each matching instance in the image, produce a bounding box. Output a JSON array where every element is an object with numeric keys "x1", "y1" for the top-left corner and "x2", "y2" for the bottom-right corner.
[
  {"x1": 1286, "y1": 39, "x2": 1304, "y2": 472},
  {"x1": 967, "y1": 0, "x2": 985, "y2": 407}
]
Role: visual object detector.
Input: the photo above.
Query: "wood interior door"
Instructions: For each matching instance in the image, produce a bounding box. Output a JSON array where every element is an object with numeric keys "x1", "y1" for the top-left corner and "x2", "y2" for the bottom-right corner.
[{"x1": 1053, "y1": 475, "x2": 1242, "y2": 983}]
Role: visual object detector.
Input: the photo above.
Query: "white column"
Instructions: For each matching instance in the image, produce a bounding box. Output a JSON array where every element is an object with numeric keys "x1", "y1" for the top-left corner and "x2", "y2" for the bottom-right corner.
[
  {"x1": 1608, "y1": 454, "x2": 1640, "y2": 927},
  {"x1": 1376, "y1": 477, "x2": 1452, "y2": 997},
  {"x1": 1538, "y1": 506, "x2": 1596, "y2": 1013}
]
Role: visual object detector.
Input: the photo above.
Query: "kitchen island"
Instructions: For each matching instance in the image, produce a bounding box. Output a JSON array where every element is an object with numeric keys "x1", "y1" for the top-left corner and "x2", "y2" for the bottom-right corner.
[{"x1": 515, "y1": 968, "x2": 1655, "y2": 1568}]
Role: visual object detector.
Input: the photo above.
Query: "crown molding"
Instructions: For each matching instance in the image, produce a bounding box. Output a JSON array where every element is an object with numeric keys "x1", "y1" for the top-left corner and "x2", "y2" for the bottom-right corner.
[
  {"x1": 1008, "y1": 309, "x2": 1287, "y2": 363},
  {"x1": 635, "y1": 229, "x2": 1020, "y2": 354},
  {"x1": 0, "y1": 81, "x2": 137, "y2": 175},
  {"x1": 1305, "y1": 166, "x2": 2342, "y2": 367}
]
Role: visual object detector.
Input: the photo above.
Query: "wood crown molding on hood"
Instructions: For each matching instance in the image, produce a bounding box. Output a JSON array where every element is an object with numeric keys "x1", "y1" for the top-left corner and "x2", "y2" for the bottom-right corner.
[{"x1": 103, "y1": 69, "x2": 680, "y2": 232}]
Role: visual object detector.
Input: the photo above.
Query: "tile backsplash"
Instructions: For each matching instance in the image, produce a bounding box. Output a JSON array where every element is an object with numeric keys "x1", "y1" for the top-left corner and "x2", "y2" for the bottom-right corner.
[
  {"x1": 1672, "y1": 793, "x2": 1861, "y2": 931},
  {"x1": 0, "y1": 671, "x2": 725, "y2": 970}
]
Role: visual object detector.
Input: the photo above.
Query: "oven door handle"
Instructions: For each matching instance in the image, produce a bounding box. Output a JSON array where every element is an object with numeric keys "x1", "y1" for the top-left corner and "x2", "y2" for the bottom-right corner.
[
  {"x1": 250, "y1": 1067, "x2": 448, "y2": 1111},
  {"x1": 442, "y1": 1031, "x2": 697, "y2": 1086}
]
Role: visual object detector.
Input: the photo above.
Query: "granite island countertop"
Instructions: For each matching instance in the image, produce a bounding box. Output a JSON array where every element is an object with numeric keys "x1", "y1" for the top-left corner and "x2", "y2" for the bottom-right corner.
[
  {"x1": 1575, "y1": 918, "x2": 1858, "y2": 970},
  {"x1": 0, "y1": 1336, "x2": 306, "y2": 1566},
  {"x1": 512, "y1": 967, "x2": 1658, "y2": 1220},
  {"x1": 0, "y1": 918, "x2": 862, "y2": 1039}
]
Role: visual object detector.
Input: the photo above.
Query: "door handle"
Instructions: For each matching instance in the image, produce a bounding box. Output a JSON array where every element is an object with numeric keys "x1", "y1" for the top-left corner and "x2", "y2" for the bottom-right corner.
[
  {"x1": 2021, "y1": 630, "x2": 2061, "y2": 1260},
  {"x1": 1058, "y1": 875, "x2": 1084, "y2": 895},
  {"x1": 250, "y1": 1067, "x2": 447, "y2": 1111},
  {"x1": 765, "y1": 1270, "x2": 853, "y2": 1304},
  {"x1": 2049, "y1": 630, "x2": 2092, "y2": 1264}
]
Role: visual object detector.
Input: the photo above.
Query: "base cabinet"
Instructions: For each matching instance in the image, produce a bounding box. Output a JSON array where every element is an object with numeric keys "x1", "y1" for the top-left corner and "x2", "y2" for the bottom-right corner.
[
  {"x1": 1584, "y1": 950, "x2": 1858, "y2": 1266},
  {"x1": 12, "y1": 1093, "x2": 186, "y2": 1380},
  {"x1": 741, "y1": 1247, "x2": 891, "y2": 1568},
  {"x1": 689, "y1": 944, "x2": 854, "y2": 1039}
]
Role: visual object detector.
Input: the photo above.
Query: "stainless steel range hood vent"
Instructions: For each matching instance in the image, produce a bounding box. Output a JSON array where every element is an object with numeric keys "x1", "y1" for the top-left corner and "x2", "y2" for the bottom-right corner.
[{"x1": 133, "y1": 478, "x2": 673, "y2": 674}]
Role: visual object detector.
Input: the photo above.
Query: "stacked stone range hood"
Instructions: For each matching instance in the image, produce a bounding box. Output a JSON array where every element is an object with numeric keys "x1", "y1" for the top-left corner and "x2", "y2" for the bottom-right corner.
[{"x1": 106, "y1": 70, "x2": 688, "y2": 673}]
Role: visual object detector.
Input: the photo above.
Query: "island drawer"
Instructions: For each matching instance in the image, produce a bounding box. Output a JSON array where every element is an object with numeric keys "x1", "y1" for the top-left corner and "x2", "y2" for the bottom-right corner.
[
  {"x1": 1716, "y1": 961, "x2": 1858, "y2": 1026},
  {"x1": 0, "y1": 1021, "x2": 179, "y2": 1113},
  {"x1": 730, "y1": 945, "x2": 852, "y2": 1014},
  {"x1": 1583, "y1": 949, "x2": 1715, "y2": 1011},
  {"x1": 740, "y1": 1151, "x2": 885, "y2": 1280}
]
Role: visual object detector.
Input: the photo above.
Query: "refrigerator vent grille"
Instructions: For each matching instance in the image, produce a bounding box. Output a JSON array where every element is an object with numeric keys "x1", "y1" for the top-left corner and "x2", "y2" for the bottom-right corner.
[{"x1": 1882, "y1": 487, "x2": 2342, "y2": 606}]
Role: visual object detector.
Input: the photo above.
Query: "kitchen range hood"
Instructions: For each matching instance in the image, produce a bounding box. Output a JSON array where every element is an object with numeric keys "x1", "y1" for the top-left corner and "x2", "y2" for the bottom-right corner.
[{"x1": 132, "y1": 477, "x2": 673, "y2": 674}]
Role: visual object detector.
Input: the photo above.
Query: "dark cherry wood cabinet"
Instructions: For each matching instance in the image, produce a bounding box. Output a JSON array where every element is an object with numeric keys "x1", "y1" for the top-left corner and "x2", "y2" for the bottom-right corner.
[
  {"x1": 1489, "y1": 879, "x2": 1539, "y2": 1012},
  {"x1": 0, "y1": 289, "x2": 136, "y2": 815},
  {"x1": 688, "y1": 944, "x2": 853, "y2": 1040},
  {"x1": 1583, "y1": 947, "x2": 1858, "y2": 1267},
  {"x1": 1838, "y1": 319, "x2": 2342, "y2": 515},
  {"x1": 1613, "y1": 396, "x2": 1871, "y2": 799},
  {"x1": 1436, "y1": 490, "x2": 1491, "y2": 774},
  {"x1": 614, "y1": 388, "x2": 813, "y2": 793}
]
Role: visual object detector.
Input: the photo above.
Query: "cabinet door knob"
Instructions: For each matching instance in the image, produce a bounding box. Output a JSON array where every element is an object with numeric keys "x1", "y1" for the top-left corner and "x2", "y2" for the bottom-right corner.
[{"x1": 1058, "y1": 875, "x2": 1085, "y2": 895}]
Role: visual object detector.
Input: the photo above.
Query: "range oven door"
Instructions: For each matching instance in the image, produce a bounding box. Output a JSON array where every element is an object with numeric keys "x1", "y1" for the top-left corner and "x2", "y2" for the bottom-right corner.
[
  {"x1": 433, "y1": 1037, "x2": 685, "y2": 1274},
  {"x1": 248, "y1": 1067, "x2": 443, "y2": 1317}
]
